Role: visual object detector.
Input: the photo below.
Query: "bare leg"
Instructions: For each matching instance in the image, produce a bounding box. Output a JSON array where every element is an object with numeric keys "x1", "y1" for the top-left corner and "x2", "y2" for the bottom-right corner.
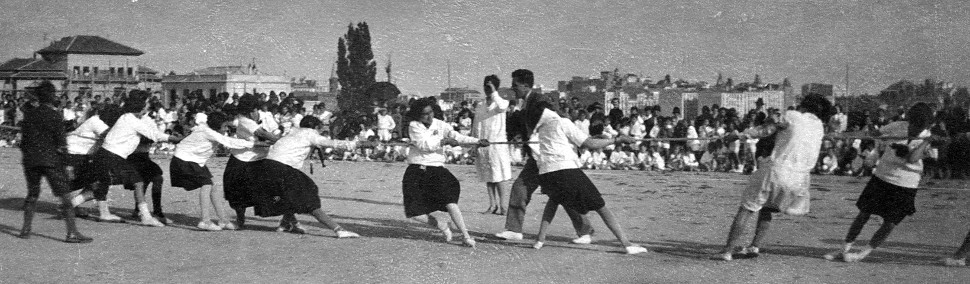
[
  {"x1": 594, "y1": 206, "x2": 633, "y2": 247},
  {"x1": 496, "y1": 180, "x2": 509, "y2": 215},
  {"x1": 197, "y1": 185, "x2": 213, "y2": 223},
  {"x1": 209, "y1": 184, "x2": 231, "y2": 225},
  {"x1": 445, "y1": 203, "x2": 474, "y2": 247},
  {"x1": 410, "y1": 213, "x2": 452, "y2": 242},
  {"x1": 484, "y1": 182, "x2": 496, "y2": 214},
  {"x1": 536, "y1": 200, "x2": 559, "y2": 244}
]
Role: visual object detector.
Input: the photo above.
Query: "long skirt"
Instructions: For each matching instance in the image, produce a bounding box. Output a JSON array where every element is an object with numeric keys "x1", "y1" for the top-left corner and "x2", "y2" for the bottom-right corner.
[
  {"x1": 402, "y1": 164, "x2": 461, "y2": 218},
  {"x1": 169, "y1": 156, "x2": 213, "y2": 191},
  {"x1": 252, "y1": 159, "x2": 322, "y2": 217},
  {"x1": 223, "y1": 156, "x2": 262, "y2": 209}
]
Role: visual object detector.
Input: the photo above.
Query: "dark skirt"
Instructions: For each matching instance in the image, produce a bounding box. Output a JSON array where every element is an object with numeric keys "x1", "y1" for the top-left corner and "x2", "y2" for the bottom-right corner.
[
  {"x1": 537, "y1": 169, "x2": 606, "y2": 214},
  {"x1": 251, "y1": 159, "x2": 322, "y2": 217},
  {"x1": 91, "y1": 150, "x2": 142, "y2": 187},
  {"x1": 402, "y1": 164, "x2": 461, "y2": 218},
  {"x1": 122, "y1": 152, "x2": 163, "y2": 189},
  {"x1": 169, "y1": 156, "x2": 213, "y2": 191},
  {"x1": 223, "y1": 156, "x2": 262, "y2": 209},
  {"x1": 856, "y1": 176, "x2": 918, "y2": 224},
  {"x1": 65, "y1": 154, "x2": 96, "y2": 191}
]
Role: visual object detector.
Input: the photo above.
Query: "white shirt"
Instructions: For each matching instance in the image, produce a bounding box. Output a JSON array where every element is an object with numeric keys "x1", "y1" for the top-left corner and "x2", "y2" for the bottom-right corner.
[
  {"x1": 574, "y1": 119, "x2": 590, "y2": 136},
  {"x1": 317, "y1": 110, "x2": 333, "y2": 125},
  {"x1": 258, "y1": 110, "x2": 279, "y2": 134},
  {"x1": 533, "y1": 109, "x2": 590, "y2": 174},
  {"x1": 744, "y1": 110, "x2": 823, "y2": 173},
  {"x1": 102, "y1": 113, "x2": 170, "y2": 158},
  {"x1": 62, "y1": 108, "x2": 76, "y2": 121},
  {"x1": 174, "y1": 125, "x2": 254, "y2": 166},
  {"x1": 267, "y1": 128, "x2": 358, "y2": 169},
  {"x1": 873, "y1": 121, "x2": 931, "y2": 188},
  {"x1": 407, "y1": 119, "x2": 479, "y2": 167},
  {"x1": 377, "y1": 114, "x2": 397, "y2": 130},
  {"x1": 67, "y1": 115, "x2": 109, "y2": 155},
  {"x1": 230, "y1": 116, "x2": 269, "y2": 162},
  {"x1": 471, "y1": 91, "x2": 509, "y2": 142},
  {"x1": 831, "y1": 113, "x2": 848, "y2": 133}
]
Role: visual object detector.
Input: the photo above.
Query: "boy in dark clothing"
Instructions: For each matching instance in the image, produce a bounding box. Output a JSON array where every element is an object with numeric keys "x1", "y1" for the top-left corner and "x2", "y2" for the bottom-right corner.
[{"x1": 19, "y1": 81, "x2": 92, "y2": 243}]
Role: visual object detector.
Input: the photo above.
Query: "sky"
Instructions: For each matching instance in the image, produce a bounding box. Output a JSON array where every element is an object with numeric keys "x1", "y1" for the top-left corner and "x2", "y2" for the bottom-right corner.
[{"x1": 1, "y1": 0, "x2": 969, "y2": 97}]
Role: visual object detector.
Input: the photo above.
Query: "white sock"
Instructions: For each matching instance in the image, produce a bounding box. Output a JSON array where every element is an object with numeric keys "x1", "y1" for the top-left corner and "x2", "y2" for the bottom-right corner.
[{"x1": 842, "y1": 242, "x2": 854, "y2": 253}]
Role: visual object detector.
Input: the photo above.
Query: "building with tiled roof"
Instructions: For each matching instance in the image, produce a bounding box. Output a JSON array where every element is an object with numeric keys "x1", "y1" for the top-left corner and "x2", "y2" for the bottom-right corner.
[
  {"x1": 161, "y1": 64, "x2": 291, "y2": 106},
  {"x1": 0, "y1": 35, "x2": 159, "y2": 99}
]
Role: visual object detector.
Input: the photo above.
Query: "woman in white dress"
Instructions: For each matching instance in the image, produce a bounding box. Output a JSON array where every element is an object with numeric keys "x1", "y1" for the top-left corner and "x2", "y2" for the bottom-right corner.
[{"x1": 471, "y1": 76, "x2": 512, "y2": 215}]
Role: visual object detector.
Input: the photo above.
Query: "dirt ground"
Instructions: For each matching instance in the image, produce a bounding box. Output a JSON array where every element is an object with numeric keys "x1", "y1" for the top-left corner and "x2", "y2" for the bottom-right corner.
[{"x1": 1, "y1": 148, "x2": 969, "y2": 283}]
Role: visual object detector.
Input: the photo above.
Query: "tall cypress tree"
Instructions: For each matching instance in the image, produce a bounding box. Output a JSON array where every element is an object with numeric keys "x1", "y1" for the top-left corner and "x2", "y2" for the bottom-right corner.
[{"x1": 336, "y1": 22, "x2": 377, "y2": 114}]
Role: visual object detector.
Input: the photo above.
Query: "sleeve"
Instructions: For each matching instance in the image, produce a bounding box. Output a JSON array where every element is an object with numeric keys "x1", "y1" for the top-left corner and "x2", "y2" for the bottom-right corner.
[
  {"x1": 410, "y1": 121, "x2": 442, "y2": 152},
  {"x1": 445, "y1": 121, "x2": 481, "y2": 144},
  {"x1": 388, "y1": 116, "x2": 396, "y2": 130},
  {"x1": 92, "y1": 118, "x2": 110, "y2": 135},
  {"x1": 205, "y1": 128, "x2": 255, "y2": 150},
  {"x1": 649, "y1": 126, "x2": 659, "y2": 138},
  {"x1": 310, "y1": 132, "x2": 358, "y2": 150},
  {"x1": 132, "y1": 116, "x2": 170, "y2": 142},
  {"x1": 561, "y1": 118, "x2": 591, "y2": 147},
  {"x1": 778, "y1": 110, "x2": 798, "y2": 128},
  {"x1": 489, "y1": 91, "x2": 510, "y2": 113}
]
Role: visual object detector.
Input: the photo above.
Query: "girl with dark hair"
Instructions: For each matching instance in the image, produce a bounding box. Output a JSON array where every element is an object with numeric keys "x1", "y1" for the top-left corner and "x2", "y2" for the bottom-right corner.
[
  {"x1": 403, "y1": 97, "x2": 488, "y2": 247},
  {"x1": 825, "y1": 103, "x2": 937, "y2": 262},
  {"x1": 225, "y1": 94, "x2": 303, "y2": 232},
  {"x1": 526, "y1": 101, "x2": 647, "y2": 254},
  {"x1": 250, "y1": 116, "x2": 371, "y2": 238},
  {"x1": 170, "y1": 112, "x2": 269, "y2": 231},
  {"x1": 72, "y1": 91, "x2": 183, "y2": 227},
  {"x1": 65, "y1": 104, "x2": 122, "y2": 219}
]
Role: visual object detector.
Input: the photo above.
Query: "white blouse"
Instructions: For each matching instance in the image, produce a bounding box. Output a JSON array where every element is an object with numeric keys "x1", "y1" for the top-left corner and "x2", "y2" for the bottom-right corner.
[
  {"x1": 470, "y1": 91, "x2": 510, "y2": 142},
  {"x1": 66, "y1": 115, "x2": 108, "y2": 155},
  {"x1": 407, "y1": 119, "x2": 479, "y2": 167},
  {"x1": 101, "y1": 113, "x2": 170, "y2": 158},
  {"x1": 267, "y1": 128, "x2": 358, "y2": 169},
  {"x1": 175, "y1": 125, "x2": 254, "y2": 166}
]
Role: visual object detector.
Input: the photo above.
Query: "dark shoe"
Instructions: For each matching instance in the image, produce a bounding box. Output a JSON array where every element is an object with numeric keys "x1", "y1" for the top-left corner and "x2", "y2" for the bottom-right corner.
[{"x1": 64, "y1": 233, "x2": 93, "y2": 243}]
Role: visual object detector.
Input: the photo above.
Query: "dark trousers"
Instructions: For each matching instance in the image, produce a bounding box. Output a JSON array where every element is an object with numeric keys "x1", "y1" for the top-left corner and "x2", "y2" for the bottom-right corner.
[
  {"x1": 504, "y1": 159, "x2": 593, "y2": 235},
  {"x1": 25, "y1": 165, "x2": 71, "y2": 200}
]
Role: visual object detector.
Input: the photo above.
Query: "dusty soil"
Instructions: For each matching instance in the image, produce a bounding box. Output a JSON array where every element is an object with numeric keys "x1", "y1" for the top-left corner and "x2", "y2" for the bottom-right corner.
[{"x1": 1, "y1": 148, "x2": 969, "y2": 283}]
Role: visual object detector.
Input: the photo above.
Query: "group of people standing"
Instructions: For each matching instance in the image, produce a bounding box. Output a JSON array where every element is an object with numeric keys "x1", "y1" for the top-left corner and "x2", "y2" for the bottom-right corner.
[{"x1": 14, "y1": 68, "x2": 970, "y2": 265}]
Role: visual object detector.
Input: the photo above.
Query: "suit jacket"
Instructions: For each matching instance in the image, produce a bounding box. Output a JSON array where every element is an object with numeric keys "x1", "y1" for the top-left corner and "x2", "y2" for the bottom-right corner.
[{"x1": 21, "y1": 104, "x2": 66, "y2": 167}]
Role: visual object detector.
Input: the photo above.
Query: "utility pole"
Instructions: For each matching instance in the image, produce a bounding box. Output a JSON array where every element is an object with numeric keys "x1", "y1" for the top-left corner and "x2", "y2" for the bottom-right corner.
[
  {"x1": 447, "y1": 60, "x2": 451, "y2": 89},
  {"x1": 845, "y1": 63, "x2": 849, "y2": 97}
]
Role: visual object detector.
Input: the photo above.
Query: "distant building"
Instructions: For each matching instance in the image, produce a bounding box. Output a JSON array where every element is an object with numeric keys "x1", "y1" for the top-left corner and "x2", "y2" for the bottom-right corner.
[
  {"x1": 439, "y1": 87, "x2": 482, "y2": 102},
  {"x1": 802, "y1": 83, "x2": 834, "y2": 99},
  {"x1": 0, "y1": 35, "x2": 161, "y2": 98},
  {"x1": 161, "y1": 66, "x2": 291, "y2": 107}
]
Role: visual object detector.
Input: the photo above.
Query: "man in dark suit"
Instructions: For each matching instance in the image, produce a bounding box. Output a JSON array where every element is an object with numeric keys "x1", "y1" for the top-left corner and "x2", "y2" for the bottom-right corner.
[
  {"x1": 19, "y1": 81, "x2": 92, "y2": 243},
  {"x1": 495, "y1": 69, "x2": 594, "y2": 243}
]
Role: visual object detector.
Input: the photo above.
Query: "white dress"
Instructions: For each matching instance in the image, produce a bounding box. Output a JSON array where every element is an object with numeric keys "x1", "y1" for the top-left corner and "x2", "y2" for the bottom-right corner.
[
  {"x1": 471, "y1": 92, "x2": 512, "y2": 182},
  {"x1": 741, "y1": 110, "x2": 823, "y2": 215}
]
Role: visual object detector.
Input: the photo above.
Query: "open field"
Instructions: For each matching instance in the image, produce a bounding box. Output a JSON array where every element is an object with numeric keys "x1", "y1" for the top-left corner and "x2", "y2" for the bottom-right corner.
[{"x1": 1, "y1": 148, "x2": 969, "y2": 283}]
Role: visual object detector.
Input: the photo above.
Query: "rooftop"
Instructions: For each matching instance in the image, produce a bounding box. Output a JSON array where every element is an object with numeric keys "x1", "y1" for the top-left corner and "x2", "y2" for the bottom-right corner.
[{"x1": 36, "y1": 35, "x2": 144, "y2": 56}]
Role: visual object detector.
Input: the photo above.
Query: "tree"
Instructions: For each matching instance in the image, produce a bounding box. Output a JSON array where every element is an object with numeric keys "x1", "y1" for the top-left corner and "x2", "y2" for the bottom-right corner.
[
  {"x1": 664, "y1": 74, "x2": 672, "y2": 85},
  {"x1": 953, "y1": 87, "x2": 970, "y2": 107},
  {"x1": 725, "y1": 78, "x2": 734, "y2": 88},
  {"x1": 782, "y1": 77, "x2": 791, "y2": 88},
  {"x1": 336, "y1": 22, "x2": 378, "y2": 114},
  {"x1": 753, "y1": 74, "x2": 762, "y2": 86},
  {"x1": 715, "y1": 72, "x2": 724, "y2": 87}
]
